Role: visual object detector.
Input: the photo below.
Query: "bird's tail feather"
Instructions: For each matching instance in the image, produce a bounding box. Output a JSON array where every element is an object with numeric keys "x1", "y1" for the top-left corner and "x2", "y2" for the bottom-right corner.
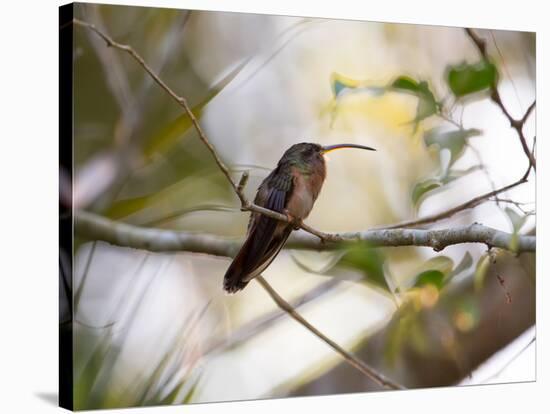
[
  {"x1": 223, "y1": 235, "x2": 255, "y2": 293},
  {"x1": 223, "y1": 225, "x2": 292, "y2": 294}
]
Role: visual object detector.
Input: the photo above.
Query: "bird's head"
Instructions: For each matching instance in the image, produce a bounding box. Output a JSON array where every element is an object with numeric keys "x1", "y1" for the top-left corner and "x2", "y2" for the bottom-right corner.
[{"x1": 280, "y1": 142, "x2": 376, "y2": 169}]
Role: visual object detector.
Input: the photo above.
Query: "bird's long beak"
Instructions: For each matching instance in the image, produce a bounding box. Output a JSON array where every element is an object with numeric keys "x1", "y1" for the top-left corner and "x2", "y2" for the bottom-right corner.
[{"x1": 321, "y1": 143, "x2": 376, "y2": 154}]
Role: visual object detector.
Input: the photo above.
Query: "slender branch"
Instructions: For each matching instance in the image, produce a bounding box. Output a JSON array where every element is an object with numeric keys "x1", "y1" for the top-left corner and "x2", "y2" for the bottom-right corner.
[
  {"x1": 491, "y1": 198, "x2": 535, "y2": 216},
  {"x1": 489, "y1": 30, "x2": 524, "y2": 112},
  {"x1": 203, "y1": 277, "x2": 346, "y2": 355},
  {"x1": 73, "y1": 18, "x2": 331, "y2": 242},
  {"x1": 521, "y1": 100, "x2": 536, "y2": 125},
  {"x1": 73, "y1": 19, "x2": 240, "y2": 195},
  {"x1": 464, "y1": 28, "x2": 536, "y2": 170},
  {"x1": 75, "y1": 210, "x2": 536, "y2": 255},
  {"x1": 237, "y1": 171, "x2": 250, "y2": 193},
  {"x1": 82, "y1": 6, "x2": 133, "y2": 116},
  {"x1": 72, "y1": 19, "x2": 536, "y2": 390},
  {"x1": 72, "y1": 17, "x2": 397, "y2": 387},
  {"x1": 381, "y1": 164, "x2": 532, "y2": 229},
  {"x1": 256, "y1": 275, "x2": 404, "y2": 389}
]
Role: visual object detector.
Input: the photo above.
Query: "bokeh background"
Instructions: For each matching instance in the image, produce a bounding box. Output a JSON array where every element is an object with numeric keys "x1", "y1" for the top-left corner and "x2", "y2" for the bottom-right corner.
[{"x1": 62, "y1": 3, "x2": 536, "y2": 409}]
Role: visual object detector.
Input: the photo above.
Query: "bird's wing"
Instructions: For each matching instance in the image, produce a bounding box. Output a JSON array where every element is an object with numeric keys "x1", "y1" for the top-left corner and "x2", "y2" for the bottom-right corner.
[{"x1": 223, "y1": 170, "x2": 293, "y2": 293}]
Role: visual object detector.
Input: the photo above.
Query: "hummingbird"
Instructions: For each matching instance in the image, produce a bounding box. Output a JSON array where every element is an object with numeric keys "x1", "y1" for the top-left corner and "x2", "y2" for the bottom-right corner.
[{"x1": 223, "y1": 142, "x2": 376, "y2": 293}]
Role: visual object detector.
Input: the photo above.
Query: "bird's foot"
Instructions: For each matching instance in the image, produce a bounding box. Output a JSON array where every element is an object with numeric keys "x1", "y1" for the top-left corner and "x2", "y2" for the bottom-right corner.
[{"x1": 283, "y1": 209, "x2": 303, "y2": 230}]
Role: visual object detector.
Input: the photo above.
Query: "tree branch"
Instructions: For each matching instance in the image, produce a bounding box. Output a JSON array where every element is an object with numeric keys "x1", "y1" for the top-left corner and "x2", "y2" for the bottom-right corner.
[
  {"x1": 73, "y1": 18, "x2": 332, "y2": 242},
  {"x1": 255, "y1": 275, "x2": 404, "y2": 389},
  {"x1": 72, "y1": 17, "x2": 403, "y2": 388},
  {"x1": 465, "y1": 28, "x2": 536, "y2": 170},
  {"x1": 203, "y1": 277, "x2": 346, "y2": 356},
  {"x1": 71, "y1": 19, "x2": 536, "y2": 391},
  {"x1": 380, "y1": 164, "x2": 531, "y2": 229},
  {"x1": 75, "y1": 210, "x2": 536, "y2": 255},
  {"x1": 73, "y1": 18, "x2": 243, "y2": 193}
]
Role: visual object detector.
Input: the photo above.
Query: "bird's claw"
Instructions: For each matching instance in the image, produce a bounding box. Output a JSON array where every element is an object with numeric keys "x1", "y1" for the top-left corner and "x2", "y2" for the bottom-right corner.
[{"x1": 284, "y1": 209, "x2": 303, "y2": 230}]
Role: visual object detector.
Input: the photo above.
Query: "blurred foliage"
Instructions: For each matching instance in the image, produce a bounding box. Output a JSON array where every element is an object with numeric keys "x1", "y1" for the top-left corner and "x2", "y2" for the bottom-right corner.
[
  {"x1": 504, "y1": 206, "x2": 529, "y2": 253},
  {"x1": 70, "y1": 1, "x2": 535, "y2": 407},
  {"x1": 73, "y1": 270, "x2": 208, "y2": 409},
  {"x1": 446, "y1": 60, "x2": 498, "y2": 98},
  {"x1": 424, "y1": 128, "x2": 481, "y2": 164},
  {"x1": 474, "y1": 253, "x2": 491, "y2": 292},
  {"x1": 413, "y1": 270, "x2": 445, "y2": 289},
  {"x1": 329, "y1": 51, "x2": 525, "y2": 221},
  {"x1": 331, "y1": 73, "x2": 440, "y2": 131},
  {"x1": 336, "y1": 243, "x2": 389, "y2": 292},
  {"x1": 74, "y1": 326, "x2": 203, "y2": 409},
  {"x1": 390, "y1": 76, "x2": 440, "y2": 126}
]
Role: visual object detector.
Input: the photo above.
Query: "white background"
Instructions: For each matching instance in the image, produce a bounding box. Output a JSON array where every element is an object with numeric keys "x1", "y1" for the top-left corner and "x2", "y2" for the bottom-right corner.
[{"x1": 0, "y1": 0, "x2": 547, "y2": 413}]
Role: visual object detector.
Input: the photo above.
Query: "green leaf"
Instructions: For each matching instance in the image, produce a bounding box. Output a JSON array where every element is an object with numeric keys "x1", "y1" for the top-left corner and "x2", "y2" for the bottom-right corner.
[
  {"x1": 412, "y1": 166, "x2": 478, "y2": 209},
  {"x1": 504, "y1": 207, "x2": 528, "y2": 253},
  {"x1": 509, "y1": 232, "x2": 519, "y2": 253},
  {"x1": 438, "y1": 149, "x2": 452, "y2": 179},
  {"x1": 412, "y1": 178, "x2": 442, "y2": 208},
  {"x1": 105, "y1": 167, "x2": 230, "y2": 221},
  {"x1": 332, "y1": 72, "x2": 361, "y2": 97},
  {"x1": 504, "y1": 207, "x2": 528, "y2": 232},
  {"x1": 444, "y1": 165, "x2": 482, "y2": 183},
  {"x1": 447, "y1": 60, "x2": 498, "y2": 98},
  {"x1": 415, "y1": 81, "x2": 438, "y2": 121},
  {"x1": 390, "y1": 77, "x2": 439, "y2": 126},
  {"x1": 391, "y1": 76, "x2": 421, "y2": 92},
  {"x1": 453, "y1": 297, "x2": 481, "y2": 332},
  {"x1": 419, "y1": 255, "x2": 455, "y2": 275},
  {"x1": 330, "y1": 72, "x2": 386, "y2": 99},
  {"x1": 474, "y1": 254, "x2": 491, "y2": 292},
  {"x1": 105, "y1": 194, "x2": 152, "y2": 220},
  {"x1": 330, "y1": 74, "x2": 438, "y2": 129},
  {"x1": 290, "y1": 251, "x2": 348, "y2": 275},
  {"x1": 144, "y1": 103, "x2": 206, "y2": 158},
  {"x1": 424, "y1": 128, "x2": 482, "y2": 165},
  {"x1": 337, "y1": 243, "x2": 389, "y2": 292},
  {"x1": 411, "y1": 255, "x2": 454, "y2": 290},
  {"x1": 416, "y1": 96, "x2": 438, "y2": 123},
  {"x1": 445, "y1": 251, "x2": 473, "y2": 283},
  {"x1": 413, "y1": 270, "x2": 445, "y2": 290},
  {"x1": 384, "y1": 310, "x2": 428, "y2": 365},
  {"x1": 384, "y1": 312, "x2": 412, "y2": 366}
]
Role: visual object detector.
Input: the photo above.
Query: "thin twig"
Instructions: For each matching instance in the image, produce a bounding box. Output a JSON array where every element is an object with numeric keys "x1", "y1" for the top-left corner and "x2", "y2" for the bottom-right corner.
[
  {"x1": 73, "y1": 17, "x2": 329, "y2": 242},
  {"x1": 491, "y1": 198, "x2": 535, "y2": 216},
  {"x1": 489, "y1": 30, "x2": 524, "y2": 112},
  {"x1": 256, "y1": 275, "x2": 404, "y2": 389},
  {"x1": 73, "y1": 19, "x2": 241, "y2": 194},
  {"x1": 72, "y1": 18, "x2": 407, "y2": 386},
  {"x1": 521, "y1": 101, "x2": 536, "y2": 126},
  {"x1": 203, "y1": 277, "x2": 346, "y2": 356},
  {"x1": 82, "y1": 5, "x2": 133, "y2": 117},
  {"x1": 464, "y1": 28, "x2": 536, "y2": 170},
  {"x1": 72, "y1": 19, "x2": 536, "y2": 389},
  {"x1": 380, "y1": 164, "x2": 531, "y2": 229}
]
